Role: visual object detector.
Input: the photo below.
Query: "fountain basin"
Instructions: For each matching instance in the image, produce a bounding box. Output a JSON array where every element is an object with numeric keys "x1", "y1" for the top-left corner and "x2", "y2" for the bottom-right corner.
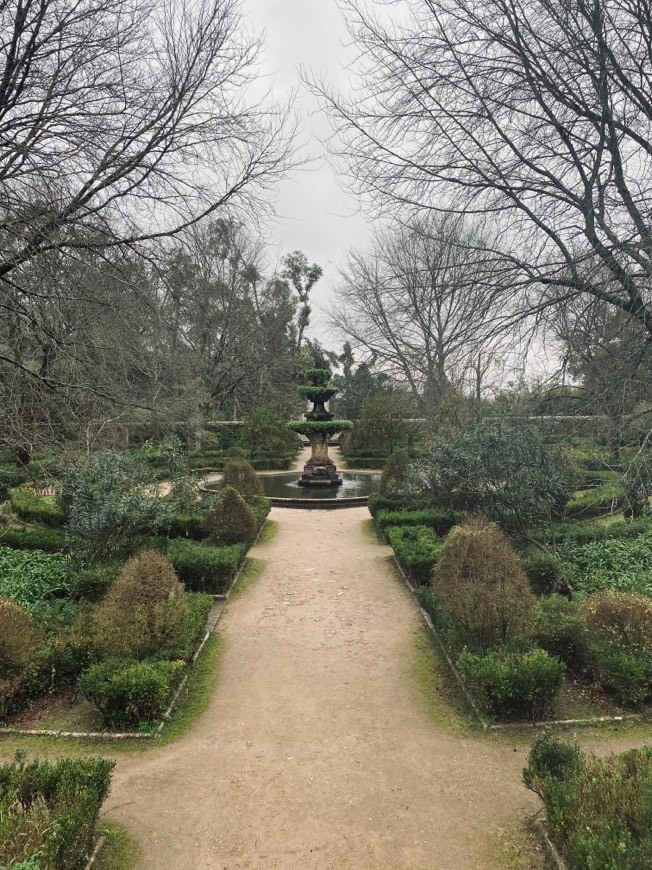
[{"x1": 203, "y1": 471, "x2": 381, "y2": 508}]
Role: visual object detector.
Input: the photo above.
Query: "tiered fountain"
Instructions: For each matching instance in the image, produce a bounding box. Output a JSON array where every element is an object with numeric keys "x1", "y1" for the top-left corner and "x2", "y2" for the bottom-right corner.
[{"x1": 288, "y1": 368, "x2": 354, "y2": 487}]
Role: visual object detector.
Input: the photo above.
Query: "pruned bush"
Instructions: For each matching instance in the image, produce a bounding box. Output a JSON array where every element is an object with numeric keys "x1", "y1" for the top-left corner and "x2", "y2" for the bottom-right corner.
[
  {"x1": 165, "y1": 512, "x2": 207, "y2": 540},
  {"x1": 248, "y1": 496, "x2": 271, "y2": 531},
  {"x1": 524, "y1": 738, "x2": 652, "y2": 869},
  {"x1": 0, "y1": 755, "x2": 114, "y2": 870},
  {"x1": 458, "y1": 647, "x2": 565, "y2": 720},
  {"x1": 378, "y1": 449, "x2": 412, "y2": 497},
  {"x1": 0, "y1": 525, "x2": 67, "y2": 553},
  {"x1": 532, "y1": 595, "x2": 587, "y2": 670},
  {"x1": 79, "y1": 657, "x2": 184, "y2": 727},
  {"x1": 221, "y1": 460, "x2": 263, "y2": 497},
  {"x1": 367, "y1": 493, "x2": 436, "y2": 517},
  {"x1": 520, "y1": 549, "x2": 567, "y2": 596},
  {"x1": 0, "y1": 598, "x2": 39, "y2": 676},
  {"x1": 386, "y1": 525, "x2": 443, "y2": 585},
  {"x1": 376, "y1": 507, "x2": 467, "y2": 536},
  {"x1": 431, "y1": 518, "x2": 536, "y2": 649},
  {"x1": 203, "y1": 485, "x2": 257, "y2": 545},
  {"x1": 165, "y1": 538, "x2": 245, "y2": 593},
  {"x1": 93, "y1": 550, "x2": 187, "y2": 659},
  {"x1": 10, "y1": 490, "x2": 65, "y2": 528}
]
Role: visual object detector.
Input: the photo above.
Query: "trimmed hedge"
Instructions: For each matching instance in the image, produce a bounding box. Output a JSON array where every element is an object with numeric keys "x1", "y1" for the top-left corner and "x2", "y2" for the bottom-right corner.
[
  {"x1": 10, "y1": 490, "x2": 65, "y2": 527},
  {"x1": 165, "y1": 512, "x2": 207, "y2": 540},
  {"x1": 530, "y1": 516, "x2": 652, "y2": 546},
  {"x1": 165, "y1": 539, "x2": 246, "y2": 593},
  {"x1": 565, "y1": 482, "x2": 623, "y2": 519},
  {"x1": 0, "y1": 525, "x2": 67, "y2": 553},
  {"x1": 0, "y1": 756, "x2": 114, "y2": 870},
  {"x1": 344, "y1": 456, "x2": 388, "y2": 469},
  {"x1": 249, "y1": 496, "x2": 271, "y2": 531},
  {"x1": 376, "y1": 508, "x2": 467, "y2": 537},
  {"x1": 367, "y1": 493, "x2": 440, "y2": 517},
  {"x1": 386, "y1": 525, "x2": 444, "y2": 585}
]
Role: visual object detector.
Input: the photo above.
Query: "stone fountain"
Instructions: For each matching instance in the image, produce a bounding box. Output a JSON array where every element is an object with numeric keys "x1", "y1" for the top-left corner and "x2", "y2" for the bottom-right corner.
[{"x1": 288, "y1": 368, "x2": 354, "y2": 487}]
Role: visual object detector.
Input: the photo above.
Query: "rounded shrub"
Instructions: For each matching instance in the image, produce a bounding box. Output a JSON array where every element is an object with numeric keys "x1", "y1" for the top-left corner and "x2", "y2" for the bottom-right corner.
[
  {"x1": 431, "y1": 517, "x2": 536, "y2": 649},
  {"x1": 203, "y1": 485, "x2": 257, "y2": 545},
  {"x1": 578, "y1": 590, "x2": 652, "y2": 655},
  {"x1": 0, "y1": 597, "x2": 39, "y2": 675},
  {"x1": 93, "y1": 550, "x2": 188, "y2": 659},
  {"x1": 378, "y1": 449, "x2": 412, "y2": 497},
  {"x1": 221, "y1": 460, "x2": 263, "y2": 497}
]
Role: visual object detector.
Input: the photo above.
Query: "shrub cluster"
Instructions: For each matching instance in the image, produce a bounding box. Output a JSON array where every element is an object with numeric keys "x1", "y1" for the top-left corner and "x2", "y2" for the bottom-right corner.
[
  {"x1": 10, "y1": 490, "x2": 65, "y2": 527},
  {"x1": 202, "y1": 486, "x2": 257, "y2": 545},
  {"x1": 165, "y1": 538, "x2": 246, "y2": 593},
  {"x1": 524, "y1": 735, "x2": 652, "y2": 868},
  {"x1": 0, "y1": 755, "x2": 114, "y2": 870}
]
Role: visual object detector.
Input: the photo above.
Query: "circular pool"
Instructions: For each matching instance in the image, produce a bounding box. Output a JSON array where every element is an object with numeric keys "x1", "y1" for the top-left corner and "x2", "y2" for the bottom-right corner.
[{"x1": 203, "y1": 471, "x2": 381, "y2": 507}]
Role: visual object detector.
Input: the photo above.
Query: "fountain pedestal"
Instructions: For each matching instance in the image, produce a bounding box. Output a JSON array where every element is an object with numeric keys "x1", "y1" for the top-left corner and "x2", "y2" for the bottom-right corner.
[{"x1": 298, "y1": 432, "x2": 342, "y2": 486}]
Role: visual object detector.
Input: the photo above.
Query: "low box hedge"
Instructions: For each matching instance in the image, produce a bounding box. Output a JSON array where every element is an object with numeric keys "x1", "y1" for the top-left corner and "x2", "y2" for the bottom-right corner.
[
  {"x1": 376, "y1": 508, "x2": 467, "y2": 536},
  {"x1": 249, "y1": 496, "x2": 271, "y2": 531},
  {"x1": 367, "y1": 493, "x2": 440, "y2": 517},
  {"x1": 531, "y1": 516, "x2": 652, "y2": 546},
  {"x1": 386, "y1": 525, "x2": 444, "y2": 585},
  {"x1": 9, "y1": 489, "x2": 66, "y2": 528},
  {"x1": 165, "y1": 512, "x2": 208, "y2": 540},
  {"x1": 344, "y1": 456, "x2": 388, "y2": 469},
  {"x1": 565, "y1": 482, "x2": 623, "y2": 519},
  {"x1": 0, "y1": 525, "x2": 67, "y2": 553},
  {"x1": 0, "y1": 755, "x2": 114, "y2": 870},
  {"x1": 165, "y1": 538, "x2": 246, "y2": 593}
]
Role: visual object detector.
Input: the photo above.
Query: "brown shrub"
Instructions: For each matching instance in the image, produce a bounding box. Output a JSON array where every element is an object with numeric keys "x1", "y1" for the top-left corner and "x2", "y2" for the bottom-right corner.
[
  {"x1": 0, "y1": 597, "x2": 39, "y2": 675},
  {"x1": 578, "y1": 591, "x2": 652, "y2": 654},
  {"x1": 221, "y1": 460, "x2": 263, "y2": 497},
  {"x1": 94, "y1": 550, "x2": 187, "y2": 658},
  {"x1": 203, "y1": 485, "x2": 257, "y2": 545},
  {"x1": 431, "y1": 516, "x2": 536, "y2": 649}
]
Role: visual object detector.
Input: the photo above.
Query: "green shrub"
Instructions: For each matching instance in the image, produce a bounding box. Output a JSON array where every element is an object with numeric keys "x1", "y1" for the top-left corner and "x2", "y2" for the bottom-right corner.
[
  {"x1": 93, "y1": 551, "x2": 188, "y2": 659},
  {"x1": 165, "y1": 593, "x2": 214, "y2": 662},
  {"x1": 458, "y1": 647, "x2": 565, "y2": 720},
  {"x1": 386, "y1": 525, "x2": 443, "y2": 585},
  {"x1": 165, "y1": 512, "x2": 208, "y2": 540},
  {"x1": 79, "y1": 657, "x2": 184, "y2": 727},
  {"x1": 0, "y1": 755, "x2": 114, "y2": 870},
  {"x1": 221, "y1": 460, "x2": 263, "y2": 497},
  {"x1": 532, "y1": 595, "x2": 587, "y2": 670},
  {"x1": 0, "y1": 547, "x2": 70, "y2": 611},
  {"x1": 0, "y1": 599, "x2": 40, "y2": 676},
  {"x1": 67, "y1": 562, "x2": 120, "y2": 601},
  {"x1": 520, "y1": 549, "x2": 566, "y2": 595},
  {"x1": 248, "y1": 496, "x2": 271, "y2": 531},
  {"x1": 343, "y1": 456, "x2": 388, "y2": 469},
  {"x1": 0, "y1": 525, "x2": 66, "y2": 553},
  {"x1": 165, "y1": 539, "x2": 246, "y2": 593},
  {"x1": 524, "y1": 739, "x2": 652, "y2": 869},
  {"x1": 9, "y1": 490, "x2": 65, "y2": 528},
  {"x1": 202, "y1": 486, "x2": 257, "y2": 545},
  {"x1": 376, "y1": 508, "x2": 467, "y2": 536},
  {"x1": 378, "y1": 449, "x2": 412, "y2": 497},
  {"x1": 431, "y1": 518, "x2": 536, "y2": 649},
  {"x1": 367, "y1": 493, "x2": 435, "y2": 517},
  {"x1": 565, "y1": 482, "x2": 623, "y2": 519}
]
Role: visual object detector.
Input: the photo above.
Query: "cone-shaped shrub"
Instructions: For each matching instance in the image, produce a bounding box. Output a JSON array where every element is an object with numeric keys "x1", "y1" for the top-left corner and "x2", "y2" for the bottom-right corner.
[
  {"x1": 222, "y1": 460, "x2": 263, "y2": 496},
  {"x1": 431, "y1": 516, "x2": 536, "y2": 649},
  {"x1": 204, "y1": 485, "x2": 257, "y2": 545},
  {"x1": 94, "y1": 550, "x2": 187, "y2": 659},
  {"x1": 378, "y1": 449, "x2": 412, "y2": 497},
  {"x1": 0, "y1": 597, "x2": 39, "y2": 675}
]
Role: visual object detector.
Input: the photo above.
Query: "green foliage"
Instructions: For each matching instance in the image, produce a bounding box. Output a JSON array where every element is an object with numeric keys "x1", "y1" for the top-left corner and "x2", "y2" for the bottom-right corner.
[
  {"x1": 367, "y1": 493, "x2": 435, "y2": 517},
  {"x1": 221, "y1": 460, "x2": 263, "y2": 497},
  {"x1": 520, "y1": 549, "x2": 566, "y2": 595},
  {"x1": 305, "y1": 368, "x2": 332, "y2": 385},
  {"x1": 531, "y1": 516, "x2": 652, "y2": 546},
  {"x1": 416, "y1": 420, "x2": 572, "y2": 535},
  {"x1": 287, "y1": 419, "x2": 354, "y2": 436},
  {"x1": 376, "y1": 507, "x2": 467, "y2": 536},
  {"x1": 378, "y1": 449, "x2": 412, "y2": 497},
  {"x1": 343, "y1": 455, "x2": 388, "y2": 469},
  {"x1": 352, "y1": 394, "x2": 415, "y2": 454},
  {"x1": 532, "y1": 595, "x2": 587, "y2": 670},
  {"x1": 164, "y1": 512, "x2": 207, "y2": 540},
  {"x1": 59, "y1": 451, "x2": 169, "y2": 561},
  {"x1": 202, "y1": 486, "x2": 257, "y2": 545},
  {"x1": 0, "y1": 599, "x2": 40, "y2": 676},
  {"x1": 9, "y1": 490, "x2": 65, "y2": 528},
  {"x1": 0, "y1": 755, "x2": 114, "y2": 870},
  {"x1": 165, "y1": 539, "x2": 245, "y2": 593},
  {"x1": 79, "y1": 657, "x2": 184, "y2": 727},
  {"x1": 622, "y1": 451, "x2": 652, "y2": 518},
  {"x1": 93, "y1": 551, "x2": 188, "y2": 660},
  {"x1": 297, "y1": 385, "x2": 338, "y2": 401},
  {"x1": 558, "y1": 535, "x2": 652, "y2": 596},
  {"x1": 431, "y1": 518, "x2": 536, "y2": 649},
  {"x1": 386, "y1": 525, "x2": 444, "y2": 585},
  {"x1": 565, "y1": 481, "x2": 623, "y2": 519},
  {"x1": 240, "y1": 404, "x2": 295, "y2": 458},
  {"x1": 164, "y1": 593, "x2": 213, "y2": 662},
  {"x1": 458, "y1": 647, "x2": 565, "y2": 720},
  {"x1": 0, "y1": 525, "x2": 67, "y2": 553},
  {"x1": 524, "y1": 740, "x2": 652, "y2": 869},
  {"x1": 0, "y1": 547, "x2": 70, "y2": 611}
]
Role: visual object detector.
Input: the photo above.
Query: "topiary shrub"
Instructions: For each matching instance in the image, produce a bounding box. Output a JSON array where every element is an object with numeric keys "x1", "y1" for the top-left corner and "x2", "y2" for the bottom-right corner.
[
  {"x1": 378, "y1": 449, "x2": 412, "y2": 497},
  {"x1": 93, "y1": 550, "x2": 188, "y2": 659},
  {"x1": 458, "y1": 647, "x2": 565, "y2": 720},
  {"x1": 520, "y1": 549, "x2": 567, "y2": 595},
  {"x1": 165, "y1": 539, "x2": 245, "y2": 593},
  {"x1": 431, "y1": 517, "x2": 536, "y2": 649},
  {"x1": 221, "y1": 460, "x2": 263, "y2": 497},
  {"x1": 79, "y1": 657, "x2": 184, "y2": 727},
  {"x1": 0, "y1": 598, "x2": 39, "y2": 676},
  {"x1": 202, "y1": 485, "x2": 257, "y2": 545}
]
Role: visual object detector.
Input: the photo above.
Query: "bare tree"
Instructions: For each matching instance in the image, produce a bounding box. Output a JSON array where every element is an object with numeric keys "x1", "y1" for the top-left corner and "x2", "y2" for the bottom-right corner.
[
  {"x1": 332, "y1": 214, "x2": 507, "y2": 411},
  {"x1": 318, "y1": 0, "x2": 652, "y2": 339},
  {"x1": 0, "y1": 0, "x2": 294, "y2": 386}
]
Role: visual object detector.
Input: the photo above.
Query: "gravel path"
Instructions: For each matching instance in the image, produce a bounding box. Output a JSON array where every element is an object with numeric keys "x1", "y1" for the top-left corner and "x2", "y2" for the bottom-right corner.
[{"x1": 103, "y1": 506, "x2": 547, "y2": 869}]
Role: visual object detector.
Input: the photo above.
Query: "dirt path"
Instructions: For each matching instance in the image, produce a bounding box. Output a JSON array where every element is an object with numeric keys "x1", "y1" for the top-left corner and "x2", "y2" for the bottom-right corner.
[{"x1": 103, "y1": 507, "x2": 550, "y2": 869}]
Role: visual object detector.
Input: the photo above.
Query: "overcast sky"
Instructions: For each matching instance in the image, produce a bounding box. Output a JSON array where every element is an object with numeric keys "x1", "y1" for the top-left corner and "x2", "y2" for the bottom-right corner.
[{"x1": 243, "y1": 0, "x2": 373, "y2": 344}]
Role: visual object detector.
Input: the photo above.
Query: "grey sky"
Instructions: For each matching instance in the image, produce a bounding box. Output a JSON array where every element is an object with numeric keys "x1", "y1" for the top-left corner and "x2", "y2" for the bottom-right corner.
[{"x1": 243, "y1": 0, "x2": 372, "y2": 344}]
